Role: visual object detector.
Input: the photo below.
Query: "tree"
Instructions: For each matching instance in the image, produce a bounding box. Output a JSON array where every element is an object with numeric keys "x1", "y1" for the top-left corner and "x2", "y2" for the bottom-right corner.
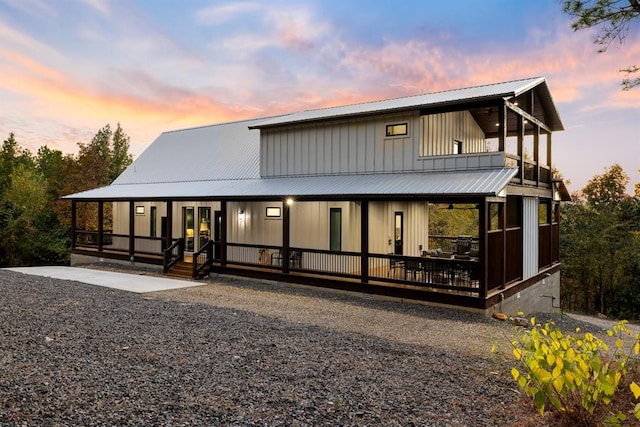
[
  {"x1": 563, "y1": 0, "x2": 640, "y2": 90},
  {"x1": 560, "y1": 163, "x2": 640, "y2": 317}
]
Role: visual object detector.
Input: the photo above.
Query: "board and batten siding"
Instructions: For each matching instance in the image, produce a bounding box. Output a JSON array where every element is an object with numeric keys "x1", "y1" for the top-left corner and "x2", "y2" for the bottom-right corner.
[
  {"x1": 368, "y1": 201, "x2": 428, "y2": 257},
  {"x1": 260, "y1": 110, "x2": 494, "y2": 178},
  {"x1": 420, "y1": 111, "x2": 486, "y2": 157},
  {"x1": 260, "y1": 113, "x2": 420, "y2": 177},
  {"x1": 522, "y1": 197, "x2": 539, "y2": 279}
]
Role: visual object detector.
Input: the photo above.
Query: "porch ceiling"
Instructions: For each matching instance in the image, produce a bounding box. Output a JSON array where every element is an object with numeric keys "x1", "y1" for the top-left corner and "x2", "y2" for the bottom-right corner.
[{"x1": 64, "y1": 168, "x2": 518, "y2": 201}]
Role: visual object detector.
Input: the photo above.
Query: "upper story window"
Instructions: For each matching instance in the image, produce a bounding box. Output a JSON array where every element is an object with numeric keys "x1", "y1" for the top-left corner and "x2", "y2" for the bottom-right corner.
[
  {"x1": 385, "y1": 123, "x2": 408, "y2": 137},
  {"x1": 453, "y1": 139, "x2": 463, "y2": 154}
]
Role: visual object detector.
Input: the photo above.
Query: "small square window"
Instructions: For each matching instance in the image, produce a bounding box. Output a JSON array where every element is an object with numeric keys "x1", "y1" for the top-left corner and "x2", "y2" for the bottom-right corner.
[
  {"x1": 135, "y1": 206, "x2": 145, "y2": 215},
  {"x1": 266, "y1": 207, "x2": 281, "y2": 218},
  {"x1": 385, "y1": 123, "x2": 408, "y2": 137},
  {"x1": 453, "y1": 140, "x2": 463, "y2": 154}
]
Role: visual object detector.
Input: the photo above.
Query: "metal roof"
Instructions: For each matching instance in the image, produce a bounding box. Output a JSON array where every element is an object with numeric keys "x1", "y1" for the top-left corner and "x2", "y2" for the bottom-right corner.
[
  {"x1": 112, "y1": 118, "x2": 263, "y2": 185},
  {"x1": 65, "y1": 168, "x2": 518, "y2": 201},
  {"x1": 249, "y1": 77, "x2": 563, "y2": 131}
]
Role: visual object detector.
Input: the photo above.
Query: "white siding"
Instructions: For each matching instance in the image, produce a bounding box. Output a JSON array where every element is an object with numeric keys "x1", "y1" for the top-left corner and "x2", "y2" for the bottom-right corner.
[
  {"x1": 368, "y1": 201, "x2": 428, "y2": 256},
  {"x1": 261, "y1": 112, "x2": 419, "y2": 177},
  {"x1": 228, "y1": 201, "x2": 283, "y2": 246},
  {"x1": 522, "y1": 197, "x2": 539, "y2": 279},
  {"x1": 420, "y1": 111, "x2": 486, "y2": 156}
]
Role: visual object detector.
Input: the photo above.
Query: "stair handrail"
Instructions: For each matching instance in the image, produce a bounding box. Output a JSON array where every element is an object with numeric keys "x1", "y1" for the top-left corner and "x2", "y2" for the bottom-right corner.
[
  {"x1": 163, "y1": 238, "x2": 184, "y2": 273},
  {"x1": 193, "y1": 240, "x2": 214, "y2": 278}
]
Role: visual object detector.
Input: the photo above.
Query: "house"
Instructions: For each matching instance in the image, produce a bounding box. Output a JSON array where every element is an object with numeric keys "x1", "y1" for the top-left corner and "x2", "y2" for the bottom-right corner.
[{"x1": 65, "y1": 76, "x2": 571, "y2": 314}]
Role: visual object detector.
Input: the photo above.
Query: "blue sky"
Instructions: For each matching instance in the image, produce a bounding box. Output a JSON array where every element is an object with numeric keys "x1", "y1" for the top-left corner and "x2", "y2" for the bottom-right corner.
[{"x1": 0, "y1": 0, "x2": 638, "y2": 193}]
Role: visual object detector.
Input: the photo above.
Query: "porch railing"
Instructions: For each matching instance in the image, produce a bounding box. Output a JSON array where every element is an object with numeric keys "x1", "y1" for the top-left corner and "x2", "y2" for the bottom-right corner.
[
  {"x1": 163, "y1": 238, "x2": 184, "y2": 273},
  {"x1": 193, "y1": 240, "x2": 214, "y2": 278},
  {"x1": 368, "y1": 253, "x2": 480, "y2": 294}
]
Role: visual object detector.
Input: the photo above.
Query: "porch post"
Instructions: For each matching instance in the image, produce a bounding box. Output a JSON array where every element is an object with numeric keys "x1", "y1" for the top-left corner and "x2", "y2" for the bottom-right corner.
[
  {"x1": 282, "y1": 201, "x2": 290, "y2": 274},
  {"x1": 360, "y1": 200, "x2": 369, "y2": 284},
  {"x1": 129, "y1": 201, "x2": 135, "y2": 261},
  {"x1": 534, "y1": 125, "x2": 540, "y2": 186},
  {"x1": 478, "y1": 200, "x2": 488, "y2": 299},
  {"x1": 517, "y1": 114, "x2": 524, "y2": 184},
  {"x1": 165, "y1": 200, "x2": 173, "y2": 253},
  {"x1": 71, "y1": 200, "x2": 77, "y2": 248},
  {"x1": 220, "y1": 200, "x2": 227, "y2": 266},
  {"x1": 498, "y1": 102, "x2": 506, "y2": 152},
  {"x1": 97, "y1": 201, "x2": 104, "y2": 252},
  {"x1": 500, "y1": 200, "x2": 507, "y2": 289}
]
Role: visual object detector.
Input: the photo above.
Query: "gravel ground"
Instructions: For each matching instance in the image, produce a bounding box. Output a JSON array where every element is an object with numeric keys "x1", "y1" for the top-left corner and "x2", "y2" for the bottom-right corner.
[{"x1": 0, "y1": 268, "x2": 615, "y2": 426}]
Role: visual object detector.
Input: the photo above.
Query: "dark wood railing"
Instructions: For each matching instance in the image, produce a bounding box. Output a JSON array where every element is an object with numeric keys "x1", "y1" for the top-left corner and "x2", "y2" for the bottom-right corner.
[
  {"x1": 193, "y1": 240, "x2": 214, "y2": 278},
  {"x1": 163, "y1": 238, "x2": 184, "y2": 273},
  {"x1": 428, "y1": 235, "x2": 479, "y2": 253},
  {"x1": 368, "y1": 253, "x2": 480, "y2": 294}
]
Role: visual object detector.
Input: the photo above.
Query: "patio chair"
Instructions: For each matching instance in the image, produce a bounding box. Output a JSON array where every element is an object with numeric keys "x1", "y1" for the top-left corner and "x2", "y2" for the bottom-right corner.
[
  {"x1": 289, "y1": 250, "x2": 302, "y2": 269},
  {"x1": 387, "y1": 254, "x2": 404, "y2": 278}
]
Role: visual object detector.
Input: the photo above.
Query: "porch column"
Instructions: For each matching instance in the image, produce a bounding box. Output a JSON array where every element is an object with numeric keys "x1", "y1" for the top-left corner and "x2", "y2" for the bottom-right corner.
[
  {"x1": 547, "y1": 132, "x2": 552, "y2": 178},
  {"x1": 129, "y1": 201, "x2": 135, "y2": 261},
  {"x1": 165, "y1": 200, "x2": 173, "y2": 253},
  {"x1": 282, "y1": 200, "x2": 290, "y2": 274},
  {"x1": 220, "y1": 200, "x2": 227, "y2": 266},
  {"x1": 478, "y1": 200, "x2": 488, "y2": 299},
  {"x1": 360, "y1": 200, "x2": 369, "y2": 284},
  {"x1": 498, "y1": 102, "x2": 506, "y2": 152},
  {"x1": 500, "y1": 200, "x2": 507, "y2": 289},
  {"x1": 97, "y1": 201, "x2": 104, "y2": 252},
  {"x1": 70, "y1": 200, "x2": 77, "y2": 248},
  {"x1": 534, "y1": 125, "x2": 540, "y2": 186},
  {"x1": 517, "y1": 114, "x2": 524, "y2": 184}
]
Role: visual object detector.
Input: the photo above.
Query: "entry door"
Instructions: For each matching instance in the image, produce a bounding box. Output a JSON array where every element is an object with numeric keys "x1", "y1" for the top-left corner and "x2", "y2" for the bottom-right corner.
[
  {"x1": 198, "y1": 207, "x2": 211, "y2": 250},
  {"x1": 213, "y1": 210, "x2": 222, "y2": 261},
  {"x1": 183, "y1": 207, "x2": 194, "y2": 252},
  {"x1": 394, "y1": 211, "x2": 403, "y2": 255}
]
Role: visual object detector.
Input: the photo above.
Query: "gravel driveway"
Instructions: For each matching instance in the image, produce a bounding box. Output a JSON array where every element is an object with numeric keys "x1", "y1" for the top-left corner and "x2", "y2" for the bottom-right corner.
[{"x1": 0, "y1": 269, "x2": 602, "y2": 426}]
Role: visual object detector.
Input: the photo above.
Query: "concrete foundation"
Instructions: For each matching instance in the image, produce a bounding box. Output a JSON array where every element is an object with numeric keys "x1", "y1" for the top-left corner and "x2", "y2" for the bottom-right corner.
[{"x1": 490, "y1": 271, "x2": 560, "y2": 316}]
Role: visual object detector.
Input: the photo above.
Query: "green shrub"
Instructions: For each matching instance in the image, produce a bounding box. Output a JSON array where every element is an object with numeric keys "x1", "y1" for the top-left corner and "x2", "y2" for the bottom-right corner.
[{"x1": 509, "y1": 317, "x2": 640, "y2": 426}]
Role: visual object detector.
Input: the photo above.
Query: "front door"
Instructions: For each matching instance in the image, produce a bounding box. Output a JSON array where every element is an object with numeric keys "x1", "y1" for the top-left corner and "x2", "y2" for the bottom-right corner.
[
  {"x1": 394, "y1": 211, "x2": 403, "y2": 255},
  {"x1": 183, "y1": 207, "x2": 194, "y2": 252},
  {"x1": 198, "y1": 207, "x2": 211, "y2": 250}
]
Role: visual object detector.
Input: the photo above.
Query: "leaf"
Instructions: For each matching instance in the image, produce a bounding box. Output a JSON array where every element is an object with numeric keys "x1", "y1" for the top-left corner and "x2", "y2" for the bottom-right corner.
[
  {"x1": 615, "y1": 339, "x2": 623, "y2": 349},
  {"x1": 534, "y1": 390, "x2": 546, "y2": 414},
  {"x1": 513, "y1": 348, "x2": 522, "y2": 360},
  {"x1": 631, "y1": 381, "x2": 640, "y2": 399},
  {"x1": 634, "y1": 342, "x2": 639, "y2": 356},
  {"x1": 511, "y1": 367, "x2": 520, "y2": 381}
]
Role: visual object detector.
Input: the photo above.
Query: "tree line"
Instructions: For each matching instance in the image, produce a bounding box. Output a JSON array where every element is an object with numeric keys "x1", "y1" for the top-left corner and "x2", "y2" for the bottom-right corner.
[{"x1": 0, "y1": 125, "x2": 132, "y2": 266}]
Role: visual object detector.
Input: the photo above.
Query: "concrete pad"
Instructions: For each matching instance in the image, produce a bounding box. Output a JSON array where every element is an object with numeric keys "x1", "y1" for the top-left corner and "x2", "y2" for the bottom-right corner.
[{"x1": 4, "y1": 266, "x2": 208, "y2": 293}]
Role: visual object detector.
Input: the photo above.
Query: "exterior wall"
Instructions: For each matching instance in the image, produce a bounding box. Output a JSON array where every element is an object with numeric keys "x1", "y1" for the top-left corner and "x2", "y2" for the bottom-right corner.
[
  {"x1": 522, "y1": 197, "x2": 539, "y2": 279},
  {"x1": 260, "y1": 110, "x2": 500, "y2": 178},
  {"x1": 260, "y1": 112, "x2": 419, "y2": 177},
  {"x1": 228, "y1": 201, "x2": 284, "y2": 246},
  {"x1": 289, "y1": 201, "x2": 360, "y2": 251},
  {"x1": 420, "y1": 111, "x2": 486, "y2": 156},
  {"x1": 368, "y1": 201, "x2": 428, "y2": 256},
  {"x1": 496, "y1": 271, "x2": 560, "y2": 315}
]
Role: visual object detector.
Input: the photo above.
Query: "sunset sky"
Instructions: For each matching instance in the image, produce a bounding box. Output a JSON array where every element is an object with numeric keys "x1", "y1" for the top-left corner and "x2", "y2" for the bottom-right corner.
[{"x1": 1, "y1": 0, "x2": 638, "y2": 194}]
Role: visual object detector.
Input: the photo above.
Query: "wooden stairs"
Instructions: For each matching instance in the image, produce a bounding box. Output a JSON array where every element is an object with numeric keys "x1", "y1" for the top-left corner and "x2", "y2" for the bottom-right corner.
[{"x1": 165, "y1": 260, "x2": 211, "y2": 280}]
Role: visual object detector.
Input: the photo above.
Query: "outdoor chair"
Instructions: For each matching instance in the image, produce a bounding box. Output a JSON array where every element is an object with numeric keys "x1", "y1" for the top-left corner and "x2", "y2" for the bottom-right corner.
[
  {"x1": 289, "y1": 250, "x2": 302, "y2": 269},
  {"x1": 387, "y1": 254, "x2": 404, "y2": 278}
]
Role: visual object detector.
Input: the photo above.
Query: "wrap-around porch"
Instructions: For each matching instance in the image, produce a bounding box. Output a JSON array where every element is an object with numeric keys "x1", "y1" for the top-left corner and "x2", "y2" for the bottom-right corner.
[{"x1": 70, "y1": 196, "x2": 560, "y2": 310}]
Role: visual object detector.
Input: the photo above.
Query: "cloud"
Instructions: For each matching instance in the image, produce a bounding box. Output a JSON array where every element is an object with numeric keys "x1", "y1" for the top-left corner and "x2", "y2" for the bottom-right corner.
[{"x1": 195, "y1": 2, "x2": 262, "y2": 26}]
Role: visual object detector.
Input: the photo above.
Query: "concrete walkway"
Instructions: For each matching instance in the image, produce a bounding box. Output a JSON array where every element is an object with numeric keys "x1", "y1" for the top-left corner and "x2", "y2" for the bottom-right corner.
[{"x1": 4, "y1": 266, "x2": 208, "y2": 293}]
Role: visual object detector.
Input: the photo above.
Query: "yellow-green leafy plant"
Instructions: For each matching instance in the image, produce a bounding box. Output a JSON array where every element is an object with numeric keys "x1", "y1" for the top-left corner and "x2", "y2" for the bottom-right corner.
[
  {"x1": 510, "y1": 317, "x2": 640, "y2": 426},
  {"x1": 632, "y1": 381, "x2": 640, "y2": 420}
]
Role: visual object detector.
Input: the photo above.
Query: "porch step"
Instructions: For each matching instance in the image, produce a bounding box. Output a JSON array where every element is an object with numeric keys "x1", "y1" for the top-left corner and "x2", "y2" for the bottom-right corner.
[{"x1": 166, "y1": 261, "x2": 193, "y2": 279}]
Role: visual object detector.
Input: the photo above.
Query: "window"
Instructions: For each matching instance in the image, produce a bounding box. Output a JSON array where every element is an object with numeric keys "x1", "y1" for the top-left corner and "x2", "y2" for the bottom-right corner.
[
  {"x1": 265, "y1": 207, "x2": 281, "y2": 218},
  {"x1": 506, "y1": 196, "x2": 521, "y2": 228},
  {"x1": 135, "y1": 205, "x2": 145, "y2": 215},
  {"x1": 539, "y1": 200, "x2": 550, "y2": 225},
  {"x1": 329, "y1": 208, "x2": 342, "y2": 251},
  {"x1": 150, "y1": 206, "x2": 157, "y2": 237},
  {"x1": 489, "y1": 203, "x2": 503, "y2": 231},
  {"x1": 385, "y1": 123, "x2": 408, "y2": 137},
  {"x1": 453, "y1": 140, "x2": 463, "y2": 154}
]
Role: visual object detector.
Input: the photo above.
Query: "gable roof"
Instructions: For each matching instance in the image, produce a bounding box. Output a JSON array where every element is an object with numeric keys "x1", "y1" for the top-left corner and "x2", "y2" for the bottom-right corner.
[
  {"x1": 112, "y1": 117, "x2": 264, "y2": 185},
  {"x1": 250, "y1": 77, "x2": 563, "y2": 131}
]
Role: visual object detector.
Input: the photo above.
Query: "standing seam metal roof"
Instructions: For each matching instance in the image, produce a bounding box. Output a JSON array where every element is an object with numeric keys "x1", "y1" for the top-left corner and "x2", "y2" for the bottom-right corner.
[{"x1": 65, "y1": 168, "x2": 518, "y2": 200}]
